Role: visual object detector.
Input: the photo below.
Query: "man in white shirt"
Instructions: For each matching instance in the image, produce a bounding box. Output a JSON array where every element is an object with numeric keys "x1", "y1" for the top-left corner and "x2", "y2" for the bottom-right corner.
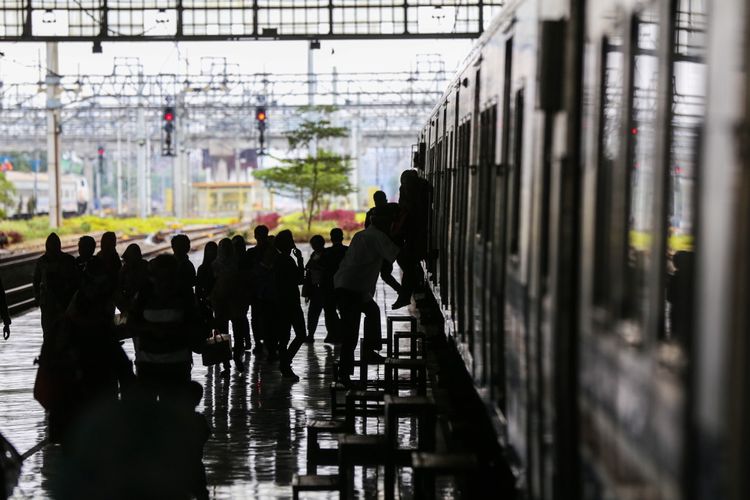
[{"x1": 334, "y1": 215, "x2": 400, "y2": 384}]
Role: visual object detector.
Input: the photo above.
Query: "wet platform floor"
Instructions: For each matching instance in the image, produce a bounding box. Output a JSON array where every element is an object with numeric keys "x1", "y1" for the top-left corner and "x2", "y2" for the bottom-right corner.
[{"x1": 0, "y1": 251, "x2": 419, "y2": 499}]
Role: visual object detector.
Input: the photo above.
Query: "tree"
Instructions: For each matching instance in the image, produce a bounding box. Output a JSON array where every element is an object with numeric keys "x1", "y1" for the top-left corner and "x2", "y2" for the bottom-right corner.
[
  {"x1": 254, "y1": 107, "x2": 355, "y2": 230},
  {"x1": 0, "y1": 172, "x2": 16, "y2": 218}
]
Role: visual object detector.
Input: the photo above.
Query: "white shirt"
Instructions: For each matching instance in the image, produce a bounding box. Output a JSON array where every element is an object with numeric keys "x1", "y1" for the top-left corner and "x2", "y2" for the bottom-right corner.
[{"x1": 334, "y1": 225, "x2": 400, "y2": 297}]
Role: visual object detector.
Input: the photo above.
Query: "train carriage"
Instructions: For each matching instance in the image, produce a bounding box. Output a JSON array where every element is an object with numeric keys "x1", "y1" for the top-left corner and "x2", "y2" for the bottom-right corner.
[{"x1": 414, "y1": 0, "x2": 750, "y2": 498}]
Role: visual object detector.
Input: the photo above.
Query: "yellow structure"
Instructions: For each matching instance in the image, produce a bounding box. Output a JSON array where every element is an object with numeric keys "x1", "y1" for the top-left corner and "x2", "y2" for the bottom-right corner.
[{"x1": 192, "y1": 181, "x2": 260, "y2": 217}]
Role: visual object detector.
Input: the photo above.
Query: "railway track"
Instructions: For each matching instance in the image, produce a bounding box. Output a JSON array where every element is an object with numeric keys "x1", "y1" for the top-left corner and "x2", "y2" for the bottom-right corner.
[{"x1": 1, "y1": 224, "x2": 239, "y2": 316}]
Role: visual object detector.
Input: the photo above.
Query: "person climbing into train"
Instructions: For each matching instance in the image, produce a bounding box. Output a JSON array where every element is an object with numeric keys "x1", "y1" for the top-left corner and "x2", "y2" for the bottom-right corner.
[
  {"x1": 364, "y1": 190, "x2": 402, "y2": 294},
  {"x1": 271, "y1": 229, "x2": 306, "y2": 381},
  {"x1": 303, "y1": 234, "x2": 326, "y2": 342},
  {"x1": 320, "y1": 227, "x2": 347, "y2": 344},
  {"x1": 246, "y1": 225, "x2": 271, "y2": 355},
  {"x1": 171, "y1": 233, "x2": 196, "y2": 300},
  {"x1": 231, "y1": 234, "x2": 253, "y2": 352},
  {"x1": 392, "y1": 169, "x2": 431, "y2": 310},
  {"x1": 0, "y1": 275, "x2": 10, "y2": 340},
  {"x1": 33, "y1": 233, "x2": 78, "y2": 339},
  {"x1": 211, "y1": 238, "x2": 247, "y2": 375},
  {"x1": 129, "y1": 254, "x2": 199, "y2": 403},
  {"x1": 334, "y1": 215, "x2": 400, "y2": 385},
  {"x1": 75, "y1": 235, "x2": 97, "y2": 276}
]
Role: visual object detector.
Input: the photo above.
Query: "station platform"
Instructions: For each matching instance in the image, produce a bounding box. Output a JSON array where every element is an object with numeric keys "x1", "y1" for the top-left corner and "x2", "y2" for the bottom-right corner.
[{"x1": 0, "y1": 252, "x2": 465, "y2": 499}]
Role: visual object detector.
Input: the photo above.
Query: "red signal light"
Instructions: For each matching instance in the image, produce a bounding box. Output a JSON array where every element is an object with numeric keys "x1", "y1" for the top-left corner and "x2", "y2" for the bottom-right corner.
[
  {"x1": 257, "y1": 111, "x2": 266, "y2": 121},
  {"x1": 164, "y1": 112, "x2": 174, "y2": 122},
  {"x1": 97, "y1": 147, "x2": 105, "y2": 156}
]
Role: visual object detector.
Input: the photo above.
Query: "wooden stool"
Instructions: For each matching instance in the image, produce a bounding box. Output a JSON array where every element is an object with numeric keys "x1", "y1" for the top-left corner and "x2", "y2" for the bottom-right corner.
[
  {"x1": 386, "y1": 316, "x2": 417, "y2": 358},
  {"x1": 345, "y1": 389, "x2": 385, "y2": 434},
  {"x1": 338, "y1": 433, "x2": 388, "y2": 498},
  {"x1": 384, "y1": 358, "x2": 427, "y2": 395},
  {"x1": 384, "y1": 395, "x2": 437, "y2": 500},
  {"x1": 306, "y1": 418, "x2": 350, "y2": 474},
  {"x1": 411, "y1": 452, "x2": 479, "y2": 499},
  {"x1": 291, "y1": 473, "x2": 340, "y2": 499},
  {"x1": 394, "y1": 331, "x2": 426, "y2": 359}
]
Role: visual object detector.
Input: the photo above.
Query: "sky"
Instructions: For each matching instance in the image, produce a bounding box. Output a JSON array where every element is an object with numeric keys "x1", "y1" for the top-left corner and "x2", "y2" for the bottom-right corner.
[{"x1": 0, "y1": 38, "x2": 474, "y2": 82}]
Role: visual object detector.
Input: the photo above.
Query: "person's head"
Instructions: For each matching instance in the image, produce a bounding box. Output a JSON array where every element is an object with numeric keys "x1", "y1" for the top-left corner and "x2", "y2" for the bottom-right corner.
[
  {"x1": 400, "y1": 169, "x2": 418, "y2": 185},
  {"x1": 254, "y1": 225, "x2": 270, "y2": 245},
  {"x1": 373, "y1": 190, "x2": 387, "y2": 207},
  {"x1": 100, "y1": 231, "x2": 117, "y2": 253},
  {"x1": 330, "y1": 228, "x2": 344, "y2": 244},
  {"x1": 231, "y1": 234, "x2": 246, "y2": 256},
  {"x1": 171, "y1": 234, "x2": 191, "y2": 256},
  {"x1": 202, "y1": 241, "x2": 218, "y2": 265},
  {"x1": 189, "y1": 380, "x2": 204, "y2": 409},
  {"x1": 275, "y1": 229, "x2": 295, "y2": 254},
  {"x1": 122, "y1": 243, "x2": 142, "y2": 264},
  {"x1": 217, "y1": 238, "x2": 234, "y2": 261},
  {"x1": 78, "y1": 235, "x2": 96, "y2": 259},
  {"x1": 148, "y1": 254, "x2": 178, "y2": 297},
  {"x1": 45, "y1": 232, "x2": 62, "y2": 255},
  {"x1": 310, "y1": 235, "x2": 325, "y2": 251}
]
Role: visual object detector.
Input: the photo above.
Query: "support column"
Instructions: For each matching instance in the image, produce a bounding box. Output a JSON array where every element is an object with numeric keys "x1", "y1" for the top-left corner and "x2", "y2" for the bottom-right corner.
[
  {"x1": 137, "y1": 107, "x2": 148, "y2": 218},
  {"x1": 45, "y1": 42, "x2": 62, "y2": 227},
  {"x1": 349, "y1": 117, "x2": 360, "y2": 210},
  {"x1": 116, "y1": 127, "x2": 122, "y2": 214}
]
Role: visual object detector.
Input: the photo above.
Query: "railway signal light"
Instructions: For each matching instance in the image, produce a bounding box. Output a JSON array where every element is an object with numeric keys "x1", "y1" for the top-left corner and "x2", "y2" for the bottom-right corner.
[
  {"x1": 97, "y1": 147, "x2": 104, "y2": 157},
  {"x1": 256, "y1": 106, "x2": 267, "y2": 155},
  {"x1": 162, "y1": 105, "x2": 175, "y2": 157}
]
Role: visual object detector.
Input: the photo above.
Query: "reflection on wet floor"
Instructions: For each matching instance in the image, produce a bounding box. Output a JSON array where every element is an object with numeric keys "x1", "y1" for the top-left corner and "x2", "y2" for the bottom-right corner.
[{"x1": 1, "y1": 247, "x2": 421, "y2": 499}]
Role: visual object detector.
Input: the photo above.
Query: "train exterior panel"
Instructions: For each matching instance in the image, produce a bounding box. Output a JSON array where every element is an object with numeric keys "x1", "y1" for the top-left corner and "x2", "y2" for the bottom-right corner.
[
  {"x1": 4, "y1": 171, "x2": 88, "y2": 217},
  {"x1": 416, "y1": 0, "x2": 733, "y2": 498}
]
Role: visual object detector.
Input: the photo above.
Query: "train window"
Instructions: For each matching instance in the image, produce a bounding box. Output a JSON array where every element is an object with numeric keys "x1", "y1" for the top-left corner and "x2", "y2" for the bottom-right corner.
[
  {"x1": 623, "y1": 6, "x2": 661, "y2": 328},
  {"x1": 478, "y1": 105, "x2": 498, "y2": 239},
  {"x1": 663, "y1": 0, "x2": 706, "y2": 345},
  {"x1": 592, "y1": 34, "x2": 624, "y2": 307},
  {"x1": 509, "y1": 88, "x2": 525, "y2": 257}
]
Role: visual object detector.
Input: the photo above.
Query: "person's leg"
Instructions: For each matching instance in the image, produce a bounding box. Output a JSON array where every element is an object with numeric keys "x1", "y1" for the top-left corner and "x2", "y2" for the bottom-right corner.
[
  {"x1": 322, "y1": 289, "x2": 341, "y2": 343},
  {"x1": 307, "y1": 288, "x2": 323, "y2": 340},
  {"x1": 250, "y1": 302, "x2": 264, "y2": 353},
  {"x1": 336, "y1": 290, "x2": 363, "y2": 380},
  {"x1": 394, "y1": 249, "x2": 417, "y2": 308},
  {"x1": 287, "y1": 302, "x2": 307, "y2": 361},
  {"x1": 230, "y1": 315, "x2": 247, "y2": 372},
  {"x1": 215, "y1": 317, "x2": 232, "y2": 372},
  {"x1": 361, "y1": 298, "x2": 383, "y2": 354}
]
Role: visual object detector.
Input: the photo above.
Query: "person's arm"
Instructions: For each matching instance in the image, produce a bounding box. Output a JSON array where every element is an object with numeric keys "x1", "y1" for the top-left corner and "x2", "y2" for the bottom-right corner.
[
  {"x1": 292, "y1": 248, "x2": 304, "y2": 283},
  {"x1": 376, "y1": 230, "x2": 401, "y2": 264}
]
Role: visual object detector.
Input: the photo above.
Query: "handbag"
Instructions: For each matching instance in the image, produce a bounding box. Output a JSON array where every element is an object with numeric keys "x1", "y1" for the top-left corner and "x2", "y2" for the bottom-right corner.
[{"x1": 201, "y1": 330, "x2": 232, "y2": 366}]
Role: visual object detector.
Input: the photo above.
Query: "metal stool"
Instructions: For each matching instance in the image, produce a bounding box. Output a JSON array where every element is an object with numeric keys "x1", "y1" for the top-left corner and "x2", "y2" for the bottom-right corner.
[
  {"x1": 384, "y1": 395, "x2": 437, "y2": 500},
  {"x1": 394, "y1": 331, "x2": 426, "y2": 359},
  {"x1": 338, "y1": 433, "x2": 388, "y2": 498},
  {"x1": 345, "y1": 389, "x2": 385, "y2": 434},
  {"x1": 411, "y1": 452, "x2": 479, "y2": 499},
  {"x1": 306, "y1": 418, "x2": 350, "y2": 474},
  {"x1": 291, "y1": 473, "x2": 340, "y2": 499},
  {"x1": 386, "y1": 316, "x2": 417, "y2": 358},
  {"x1": 384, "y1": 358, "x2": 427, "y2": 395}
]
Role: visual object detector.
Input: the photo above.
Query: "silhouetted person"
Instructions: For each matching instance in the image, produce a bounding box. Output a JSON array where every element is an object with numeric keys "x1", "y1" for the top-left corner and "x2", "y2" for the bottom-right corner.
[
  {"x1": 392, "y1": 169, "x2": 431, "y2": 309},
  {"x1": 117, "y1": 243, "x2": 149, "y2": 316},
  {"x1": 196, "y1": 241, "x2": 218, "y2": 305},
  {"x1": 97, "y1": 231, "x2": 121, "y2": 296},
  {"x1": 668, "y1": 251, "x2": 695, "y2": 342},
  {"x1": 247, "y1": 225, "x2": 271, "y2": 354},
  {"x1": 272, "y1": 229, "x2": 305, "y2": 380},
  {"x1": 364, "y1": 190, "x2": 402, "y2": 294},
  {"x1": 304, "y1": 235, "x2": 326, "y2": 342},
  {"x1": 334, "y1": 216, "x2": 399, "y2": 385},
  {"x1": 211, "y1": 238, "x2": 248, "y2": 375},
  {"x1": 130, "y1": 254, "x2": 197, "y2": 403},
  {"x1": 231, "y1": 234, "x2": 253, "y2": 351},
  {"x1": 33, "y1": 233, "x2": 78, "y2": 339},
  {"x1": 188, "y1": 381, "x2": 211, "y2": 500},
  {"x1": 321, "y1": 228, "x2": 347, "y2": 343},
  {"x1": 171, "y1": 233, "x2": 196, "y2": 299},
  {"x1": 0, "y1": 276, "x2": 10, "y2": 340},
  {"x1": 75, "y1": 235, "x2": 97, "y2": 275}
]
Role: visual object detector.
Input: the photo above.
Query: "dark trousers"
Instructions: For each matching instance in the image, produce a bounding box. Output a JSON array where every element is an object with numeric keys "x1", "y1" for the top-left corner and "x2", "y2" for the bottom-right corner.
[
  {"x1": 307, "y1": 285, "x2": 324, "y2": 337},
  {"x1": 335, "y1": 289, "x2": 381, "y2": 376},
  {"x1": 396, "y1": 249, "x2": 423, "y2": 302},
  {"x1": 251, "y1": 300, "x2": 271, "y2": 347},
  {"x1": 380, "y1": 260, "x2": 402, "y2": 294},
  {"x1": 274, "y1": 301, "x2": 306, "y2": 369},
  {"x1": 216, "y1": 314, "x2": 248, "y2": 356}
]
